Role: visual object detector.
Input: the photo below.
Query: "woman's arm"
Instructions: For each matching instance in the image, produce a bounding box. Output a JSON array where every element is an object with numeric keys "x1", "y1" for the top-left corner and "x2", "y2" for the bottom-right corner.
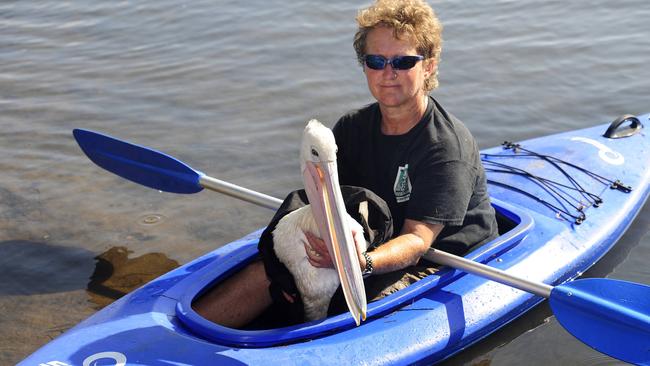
[
  {"x1": 359, "y1": 219, "x2": 442, "y2": 274},
  {"x1": 304, "y1": 218, "x2": 443, "y2": 274}
]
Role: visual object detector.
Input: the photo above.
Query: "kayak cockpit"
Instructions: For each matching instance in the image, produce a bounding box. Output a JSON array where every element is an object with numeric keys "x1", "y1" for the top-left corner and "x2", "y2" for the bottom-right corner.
[{"x1": 175, "y1": 198, "x2": 533, "y2": 347}]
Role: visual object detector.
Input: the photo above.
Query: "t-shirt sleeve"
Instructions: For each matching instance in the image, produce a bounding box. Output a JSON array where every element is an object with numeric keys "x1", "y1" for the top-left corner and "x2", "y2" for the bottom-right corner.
[{"x1": 407, "y1": 159, "x2": 475, "y2": 226}]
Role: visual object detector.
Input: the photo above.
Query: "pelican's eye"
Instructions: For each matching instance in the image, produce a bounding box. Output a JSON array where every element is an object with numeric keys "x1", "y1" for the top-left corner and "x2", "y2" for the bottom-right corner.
[{"x1": 311, "y1": 148, "x2": 319, "y2": 157}]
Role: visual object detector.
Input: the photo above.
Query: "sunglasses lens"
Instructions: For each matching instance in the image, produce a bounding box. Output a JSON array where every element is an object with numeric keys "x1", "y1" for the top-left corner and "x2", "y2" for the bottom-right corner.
[
  {"x1": 365, "y1": 55, "x2": 386, "y2": 70},
  {"x1": 393, "y1": 56, "x2": 418, "y2": 70}
]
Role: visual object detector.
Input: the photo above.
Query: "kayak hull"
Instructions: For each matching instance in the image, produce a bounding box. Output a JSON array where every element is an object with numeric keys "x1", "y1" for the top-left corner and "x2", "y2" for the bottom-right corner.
[{"x1": 21, "y1": 115, "x2": 650, "y2": 365}]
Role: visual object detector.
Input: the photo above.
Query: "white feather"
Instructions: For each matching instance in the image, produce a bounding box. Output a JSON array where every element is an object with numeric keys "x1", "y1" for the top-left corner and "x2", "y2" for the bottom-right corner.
[{"x1": 273, "y1": 207, "x2": 364, "y2": 320}]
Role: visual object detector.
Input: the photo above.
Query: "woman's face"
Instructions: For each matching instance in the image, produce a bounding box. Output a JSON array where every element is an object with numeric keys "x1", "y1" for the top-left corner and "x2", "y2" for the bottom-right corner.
[{"x1": 363, "y1": 26, "x2": 434, "y2": 109}]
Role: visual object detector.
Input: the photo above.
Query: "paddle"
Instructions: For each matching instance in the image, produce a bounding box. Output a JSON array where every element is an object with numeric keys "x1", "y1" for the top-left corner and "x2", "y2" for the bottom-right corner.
[
  {"x1": 425, "y1": 250, "x2": 650, "y2": 365},
  {"x1": 73, "y1": 128, "x2": 650, "y2": 365},
  {"x1": 72, "y1": 129, "x2": 282, "y2": 210}
]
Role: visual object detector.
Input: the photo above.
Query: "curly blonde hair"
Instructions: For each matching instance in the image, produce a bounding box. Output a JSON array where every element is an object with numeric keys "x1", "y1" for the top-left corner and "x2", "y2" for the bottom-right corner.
[{"x1": 353, "y1": 0, "x2": 443, "y2": 91}]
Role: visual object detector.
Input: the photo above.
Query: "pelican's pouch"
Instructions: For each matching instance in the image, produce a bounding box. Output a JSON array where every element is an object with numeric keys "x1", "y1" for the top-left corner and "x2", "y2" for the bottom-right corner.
[{"x1": 257, "y1": 185, "x2": 392, "y2": 325}]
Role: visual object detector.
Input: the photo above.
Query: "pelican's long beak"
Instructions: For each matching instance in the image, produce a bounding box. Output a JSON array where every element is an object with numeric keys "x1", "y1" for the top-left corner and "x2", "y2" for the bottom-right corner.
[{"x1": 303, "y1": 159, "x2": 367, "y2": 325}]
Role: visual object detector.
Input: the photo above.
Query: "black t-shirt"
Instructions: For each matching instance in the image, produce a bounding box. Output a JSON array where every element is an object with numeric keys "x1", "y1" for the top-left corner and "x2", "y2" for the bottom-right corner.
[{"x1": 333, "y1": 97, "x2": 498, "y2": 255}]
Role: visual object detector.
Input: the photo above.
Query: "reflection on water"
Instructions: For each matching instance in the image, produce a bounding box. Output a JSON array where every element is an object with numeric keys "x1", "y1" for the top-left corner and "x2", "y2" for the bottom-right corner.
[
  {"x1": 87, "y1": 246, "x2": 179, "y2": 309},
  {"x1": 0, "y1": 240, "x2": 95, "y2": 296}
]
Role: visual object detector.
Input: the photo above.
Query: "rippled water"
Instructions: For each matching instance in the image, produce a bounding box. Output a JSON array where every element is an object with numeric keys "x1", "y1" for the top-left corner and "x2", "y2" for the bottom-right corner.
[{"x1": 1, "y1": 1, "x2": 649, "y2": 364}]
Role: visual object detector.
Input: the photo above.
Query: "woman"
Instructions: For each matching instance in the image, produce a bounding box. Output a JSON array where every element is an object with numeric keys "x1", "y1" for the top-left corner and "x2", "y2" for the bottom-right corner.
[
  {"x1": 305, "y1": 0, "x2": 498, "y2": 305},
  {"x1": 194, "y1": 0, "x2": 498, "y2": 326}
]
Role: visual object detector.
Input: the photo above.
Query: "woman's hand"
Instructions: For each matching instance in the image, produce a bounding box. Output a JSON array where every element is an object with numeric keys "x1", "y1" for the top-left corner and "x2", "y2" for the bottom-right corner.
[
  {"x1": 303, "y1": 228, "x2": 367, "y2": 270},
  {"x1": 304, "y1": 231, "x2": 334, "y2": 268}
]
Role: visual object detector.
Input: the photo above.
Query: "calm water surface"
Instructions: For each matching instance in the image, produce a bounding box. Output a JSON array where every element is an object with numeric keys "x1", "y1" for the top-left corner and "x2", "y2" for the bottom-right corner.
[{"x1": 1, "y1": 1, "x2": 649, "y2": 364}]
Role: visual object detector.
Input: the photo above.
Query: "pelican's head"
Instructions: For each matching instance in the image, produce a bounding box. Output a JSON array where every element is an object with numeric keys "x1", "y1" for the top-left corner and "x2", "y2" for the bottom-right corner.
[
  {"x1": 300, "y1": 119, "x2": 338, "y2": 173},
  {"x1": 300, "y1": 119, "x2": 367, "y2": 325}
]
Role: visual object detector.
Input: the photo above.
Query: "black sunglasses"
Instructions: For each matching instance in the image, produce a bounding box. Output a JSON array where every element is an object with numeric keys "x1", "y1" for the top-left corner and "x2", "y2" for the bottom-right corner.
[{"x1": 364, "y1": 54, "x2": 425, "y2": 70}]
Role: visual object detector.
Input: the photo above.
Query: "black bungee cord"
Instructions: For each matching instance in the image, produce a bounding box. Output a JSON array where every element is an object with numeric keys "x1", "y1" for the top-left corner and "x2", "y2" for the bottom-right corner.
[{"x1": 481, "y1": 141, "x2": 632, "y2": 224}]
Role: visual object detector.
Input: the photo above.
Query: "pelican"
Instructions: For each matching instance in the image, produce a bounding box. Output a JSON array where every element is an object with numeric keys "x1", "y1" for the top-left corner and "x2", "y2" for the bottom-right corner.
[{"x1": 272, "y1": 119, "x2": 368, "y2": 324}]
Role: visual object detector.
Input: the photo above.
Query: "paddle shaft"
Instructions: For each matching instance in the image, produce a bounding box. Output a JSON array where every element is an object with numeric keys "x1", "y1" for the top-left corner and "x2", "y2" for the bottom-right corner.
[
  {"x1": 202, "y1": 169, "x2": 555, "y2": 298},
  {"x1": 199, "y1": 175, "x2": 282, "y2": 210},
  {"x1": 425, "y1": 249, "x2": 553, "y2": 298},
  {"x1": 202, "y1": 173, "x2": 555, "y2": 298}
]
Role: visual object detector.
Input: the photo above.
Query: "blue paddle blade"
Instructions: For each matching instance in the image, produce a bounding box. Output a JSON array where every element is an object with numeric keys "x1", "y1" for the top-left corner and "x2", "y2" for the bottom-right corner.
[
  {"x1": 550, "y1": 278, "x2": 650, "y2": 365},
  {"x1": 73, "y1": 129, "x2": 203, "y2": 194}
]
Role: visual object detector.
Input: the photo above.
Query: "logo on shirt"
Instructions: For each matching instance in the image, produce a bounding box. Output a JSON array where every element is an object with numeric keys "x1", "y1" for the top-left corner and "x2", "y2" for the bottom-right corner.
[{"x1": 393, "y1": 164, "x2": 412, "y2": 203}]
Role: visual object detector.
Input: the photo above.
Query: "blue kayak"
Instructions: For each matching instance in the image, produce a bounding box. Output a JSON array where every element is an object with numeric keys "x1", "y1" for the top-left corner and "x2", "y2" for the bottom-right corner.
[{"x1": 21, "y1": 114, "x2": 650, "y2": 365}]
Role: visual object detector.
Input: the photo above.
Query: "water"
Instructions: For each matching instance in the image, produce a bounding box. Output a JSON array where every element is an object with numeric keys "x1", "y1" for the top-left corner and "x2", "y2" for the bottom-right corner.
[{"x1": 1, "y1": 1, "x2": 649, "y2": 364}]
